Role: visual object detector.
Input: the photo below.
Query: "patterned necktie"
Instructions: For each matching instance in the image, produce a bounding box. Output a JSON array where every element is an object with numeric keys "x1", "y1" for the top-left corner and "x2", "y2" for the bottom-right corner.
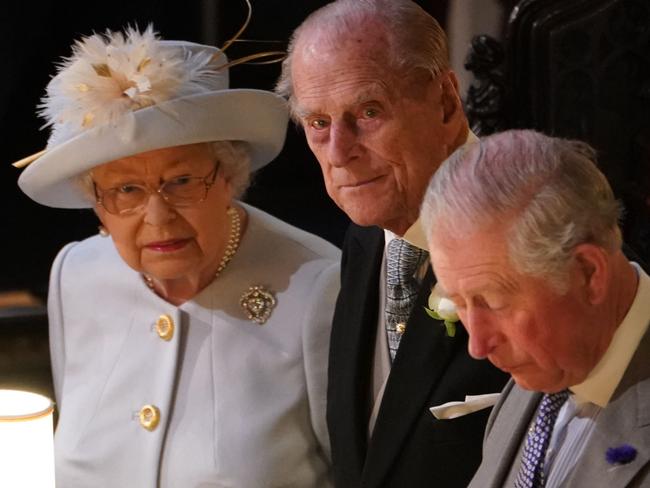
[
  {"x1": 514, "y1": 390, "x2": 570, "y2": 488},
  {"x1": 385, "y1": 238, "x2": 428, "y2": 361}
]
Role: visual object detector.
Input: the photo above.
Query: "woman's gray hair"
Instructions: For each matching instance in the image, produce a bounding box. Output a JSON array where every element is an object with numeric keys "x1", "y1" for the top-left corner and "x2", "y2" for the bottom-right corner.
[
  {"x1": 209, "y1": 140, "x2": 251, "y2": 198},
  {"x1": 421, "y1": 129, "x2": 623, "y2": 291},
  {"x1": 76, "y1": 140, "x2": 252, "y2": 203},
  {"x1": 275, "y1": 0, "x2": 449, "y2": 121}
]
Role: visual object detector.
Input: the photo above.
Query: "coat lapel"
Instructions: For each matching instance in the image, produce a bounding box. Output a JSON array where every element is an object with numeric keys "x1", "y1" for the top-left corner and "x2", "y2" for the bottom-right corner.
[
  {"x1": 572, "y1": 390, "x2": 650, "y2": 487},
  {"x1": 565, "y1": 325, "x2": 650, "y2": 487},
  {"x1": 327, "y1": 225, "x2": 385, "y2": 483},
  {"x1": 362, "y1": 267, "x2": 466, "y2": 486},
  {"x1": 469, "y1": 382, "x2": 542, "y2": 488}
]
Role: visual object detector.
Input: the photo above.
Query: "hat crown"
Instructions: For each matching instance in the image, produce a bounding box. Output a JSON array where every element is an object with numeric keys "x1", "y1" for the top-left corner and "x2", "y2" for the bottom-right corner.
[{"x1": 40, "y1": 26, "x2": 229, "y2": 148}]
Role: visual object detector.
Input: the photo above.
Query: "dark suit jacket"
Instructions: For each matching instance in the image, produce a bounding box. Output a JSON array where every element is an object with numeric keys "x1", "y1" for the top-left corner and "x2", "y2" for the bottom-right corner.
[{"x1": 327, "y1": 224, "x2": 510, "y2": 488}]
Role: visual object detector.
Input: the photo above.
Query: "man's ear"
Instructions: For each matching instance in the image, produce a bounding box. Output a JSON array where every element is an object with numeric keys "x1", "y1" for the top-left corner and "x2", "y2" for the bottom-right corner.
[
  {"x1": 441, "y1": 71, "x2": 463, "y2": 125},
  {"x1": 572, "y1": 243, "x2": 610, "y2": 305}
]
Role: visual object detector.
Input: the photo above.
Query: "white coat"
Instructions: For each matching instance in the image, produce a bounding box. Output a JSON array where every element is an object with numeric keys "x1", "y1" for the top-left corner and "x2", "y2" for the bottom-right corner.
[{"x1": 48, "y1": 204, "x2": 340, "y2": 487}]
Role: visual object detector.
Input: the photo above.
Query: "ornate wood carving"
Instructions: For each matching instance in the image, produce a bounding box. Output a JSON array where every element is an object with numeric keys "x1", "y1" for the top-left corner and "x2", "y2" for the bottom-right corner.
[
  {"x1": 464, "y1": 35, "x2": 507, "y2": 136},
  {"x1": 468, "y1": 0, "x2": 650, "y2": 261}
]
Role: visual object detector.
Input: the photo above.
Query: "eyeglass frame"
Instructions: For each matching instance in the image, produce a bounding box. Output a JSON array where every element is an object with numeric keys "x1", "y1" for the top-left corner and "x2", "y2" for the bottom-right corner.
[{"x1": 93, "y1": 161, "x2": 221, "y2": 216}]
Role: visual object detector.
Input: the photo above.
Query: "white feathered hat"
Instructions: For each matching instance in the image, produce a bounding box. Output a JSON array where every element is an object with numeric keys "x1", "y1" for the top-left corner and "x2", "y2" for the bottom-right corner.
[{"x1": 16, "y1": 26, "x2": 288, "y2": 209}]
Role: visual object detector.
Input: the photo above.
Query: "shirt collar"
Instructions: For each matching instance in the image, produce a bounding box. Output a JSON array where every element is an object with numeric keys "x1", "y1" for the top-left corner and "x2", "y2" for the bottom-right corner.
[
  {"x1": 570, "y1": 263, "x2": 650, "y2": 407},
  {"x1": 401, "y1": 130, "x2": 480, "y2": 251},
  {"x1": 401, "y1": 220, "x2": 428, "y2": 251}
]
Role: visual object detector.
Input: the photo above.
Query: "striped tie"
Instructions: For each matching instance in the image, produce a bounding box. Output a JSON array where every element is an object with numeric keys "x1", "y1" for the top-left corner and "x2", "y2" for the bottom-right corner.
[
  {"x1": 515, "y1": 390, "x2": 570, "y2": 487},
  {"x1": 385, "y1": 238, "x2": 428, "y2": 361}
]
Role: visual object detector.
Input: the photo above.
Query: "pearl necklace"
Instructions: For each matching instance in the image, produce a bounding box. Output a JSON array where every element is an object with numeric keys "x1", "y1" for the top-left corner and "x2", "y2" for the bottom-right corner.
[{"x1": 143, "y1": 206, "x2": 242, "y2": 291}]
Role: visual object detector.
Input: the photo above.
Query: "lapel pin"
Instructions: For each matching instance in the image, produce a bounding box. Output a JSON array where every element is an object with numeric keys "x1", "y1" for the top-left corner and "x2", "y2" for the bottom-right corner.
[{"x1": 606, "y1": 444, "x2": 637, "y2": 465}]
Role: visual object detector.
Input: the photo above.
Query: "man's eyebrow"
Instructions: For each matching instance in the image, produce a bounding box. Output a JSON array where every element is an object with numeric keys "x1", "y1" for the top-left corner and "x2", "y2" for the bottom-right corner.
[
  {"x1": 293, "y1": 105, "x2": 314, "y2": 119},
  {"x1": 292, "y1": 83, "x2": 391, "y2": 121},
  {"x1": 351, "y1": 83, "x2": 389, "y2": 104}
]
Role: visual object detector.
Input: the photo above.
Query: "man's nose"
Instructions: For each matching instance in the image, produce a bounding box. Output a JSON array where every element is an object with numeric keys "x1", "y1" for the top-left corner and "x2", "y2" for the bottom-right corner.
[
  {"x1": 463, "y1": 308, "x2": 499, "y2": 360},
  {"x1": 328, "y1": 119, "x2": 358, "y2": 167},
  {"x1": 143, "y1": 193, "x2": 176, "y2": 226}
]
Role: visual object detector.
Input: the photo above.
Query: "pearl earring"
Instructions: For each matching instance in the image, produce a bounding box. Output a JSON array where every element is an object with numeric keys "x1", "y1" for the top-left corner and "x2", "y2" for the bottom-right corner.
[{"x1": 98, "y1": 225, "x2": 110, "y2": 237}]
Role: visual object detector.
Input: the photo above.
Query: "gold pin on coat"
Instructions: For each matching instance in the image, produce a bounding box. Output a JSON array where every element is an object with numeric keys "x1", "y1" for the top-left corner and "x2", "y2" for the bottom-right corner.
[{"x1": 240, "y1": 285, "x2": 276, "y2": 325}]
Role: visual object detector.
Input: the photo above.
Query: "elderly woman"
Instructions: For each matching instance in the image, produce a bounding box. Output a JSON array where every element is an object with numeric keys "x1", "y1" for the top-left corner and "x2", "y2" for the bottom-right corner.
[{"x1": 16, "y1": 27, "x2": 339, "y2": 487}]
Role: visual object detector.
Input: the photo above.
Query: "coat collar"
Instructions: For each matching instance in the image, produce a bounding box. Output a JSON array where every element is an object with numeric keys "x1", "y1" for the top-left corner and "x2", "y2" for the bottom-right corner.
[{"x1": 571, "y1": 263, "x2": 650, "y2": 407}]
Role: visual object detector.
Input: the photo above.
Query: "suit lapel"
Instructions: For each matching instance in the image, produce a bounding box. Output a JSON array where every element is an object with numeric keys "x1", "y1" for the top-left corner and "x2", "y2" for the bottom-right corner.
[
  {"x1": 574, "y1": 395, "x2": 650, "y2": 487},
  {"x1": 327, "y1": 225, "x2": 385, "y2": 482},
  {"x1": 474, "y1": 383, "x2": 542, "y2": 488},
  {"x1": 565, "y1": 325, "x2": 650, "y2": 487},
  {"x1": 363, "y1": 267, "x2": 466, "y2": 486}
]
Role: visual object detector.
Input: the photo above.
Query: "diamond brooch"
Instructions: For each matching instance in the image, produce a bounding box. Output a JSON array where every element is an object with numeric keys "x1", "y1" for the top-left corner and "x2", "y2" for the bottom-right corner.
[{"x1": 240, "y1": 285, "x2": 276, "y2": 325}]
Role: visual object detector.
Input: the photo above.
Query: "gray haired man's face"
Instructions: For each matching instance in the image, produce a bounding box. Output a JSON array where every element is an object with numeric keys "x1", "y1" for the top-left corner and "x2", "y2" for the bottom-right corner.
[
  {"x1": 428, "y1": 222, "x2": 608, "y2": 394},
  {"x1": 290, "y1": 26, "x2": 463, "y2": 235}
]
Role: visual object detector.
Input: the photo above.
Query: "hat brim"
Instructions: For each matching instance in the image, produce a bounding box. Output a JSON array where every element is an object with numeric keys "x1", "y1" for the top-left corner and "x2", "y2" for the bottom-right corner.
[{"x1": 18, "y1": 89, "x2": 288, "y2": 208}]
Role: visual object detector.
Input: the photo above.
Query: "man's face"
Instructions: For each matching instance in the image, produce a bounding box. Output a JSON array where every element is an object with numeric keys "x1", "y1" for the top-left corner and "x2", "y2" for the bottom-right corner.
[
  {"x1": 429, "y1": 224, "x2": 607, "y2": 393},
  {"x1": 290, "y1": 26, "x2": 464, "y2": 234}
]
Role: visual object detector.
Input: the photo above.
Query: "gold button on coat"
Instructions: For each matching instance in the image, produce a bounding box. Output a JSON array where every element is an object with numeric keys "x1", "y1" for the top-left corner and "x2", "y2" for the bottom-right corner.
[
  {"x1": 155, "y1": 314, "x2": 174, "y2": 341},
  {"x1": 139, "y1": 405, "x2": 160, "y2": 431}
]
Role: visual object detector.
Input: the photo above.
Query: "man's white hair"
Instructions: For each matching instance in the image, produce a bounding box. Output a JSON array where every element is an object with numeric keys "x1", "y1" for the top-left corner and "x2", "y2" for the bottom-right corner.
[
  {"x1": 421, "y1": 129, "x2": 623, "y2": 291},
  {"x1": 275, "y1": 0, "x2": 449, "y2": 121}
]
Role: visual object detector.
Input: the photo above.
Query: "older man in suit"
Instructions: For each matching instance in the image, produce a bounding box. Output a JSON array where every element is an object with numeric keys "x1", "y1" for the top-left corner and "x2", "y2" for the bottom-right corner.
[
  {"x1": 276, "y1": 1, "x2": 508, "y2": 486},
  {"x1": 423, "y1": 129, "x2": 650, "y2": 487}
]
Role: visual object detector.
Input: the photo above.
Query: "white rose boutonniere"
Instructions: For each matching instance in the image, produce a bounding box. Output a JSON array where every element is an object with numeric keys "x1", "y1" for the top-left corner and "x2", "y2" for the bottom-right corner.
[{"x1": 424, "y1": 283, "x2": 459, "y2": 337}]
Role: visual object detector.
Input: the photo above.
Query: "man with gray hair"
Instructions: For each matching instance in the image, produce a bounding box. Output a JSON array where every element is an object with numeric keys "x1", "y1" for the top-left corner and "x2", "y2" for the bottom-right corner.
[
  {"x1": 423, "y1": 129, "x2": 650, "y2": 487},
  {"x1": 277, "y1": 1, "x2": 508, "y2": 486}
]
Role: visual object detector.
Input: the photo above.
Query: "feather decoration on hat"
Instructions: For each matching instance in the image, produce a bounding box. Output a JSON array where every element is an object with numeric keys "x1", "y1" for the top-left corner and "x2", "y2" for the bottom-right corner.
[{"x1": 39, "y1": 25, "x2": 223, "y2": 146}]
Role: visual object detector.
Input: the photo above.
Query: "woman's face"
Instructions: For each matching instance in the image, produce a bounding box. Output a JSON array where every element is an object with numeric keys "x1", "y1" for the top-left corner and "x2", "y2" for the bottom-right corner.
[{"x1": 93, "y1": 143, "x2": 234, "y2": 284}]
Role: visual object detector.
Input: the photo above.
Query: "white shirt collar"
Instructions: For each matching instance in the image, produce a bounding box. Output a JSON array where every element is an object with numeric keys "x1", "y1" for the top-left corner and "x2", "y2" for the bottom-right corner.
[{"x1": 570, "y1": 263, "x2": 650, "y2": 407}]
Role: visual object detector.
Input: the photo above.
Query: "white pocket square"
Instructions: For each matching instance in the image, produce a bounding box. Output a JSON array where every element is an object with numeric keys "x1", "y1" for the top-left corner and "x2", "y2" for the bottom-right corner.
[{"x1": 429, "y1": 393, "x2": 501, "y2": 420}]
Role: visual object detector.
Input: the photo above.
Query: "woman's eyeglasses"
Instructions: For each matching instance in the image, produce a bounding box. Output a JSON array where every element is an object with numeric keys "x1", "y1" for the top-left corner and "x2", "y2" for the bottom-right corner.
[{"x1": 94, "y1": 163, "x2": 220, "y2": 216}]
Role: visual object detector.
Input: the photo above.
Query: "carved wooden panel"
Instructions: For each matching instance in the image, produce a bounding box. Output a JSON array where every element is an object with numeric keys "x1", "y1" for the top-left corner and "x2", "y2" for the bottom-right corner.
[{"x1": 465, "y1": 0, "x2": 650, "y2": 262}]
